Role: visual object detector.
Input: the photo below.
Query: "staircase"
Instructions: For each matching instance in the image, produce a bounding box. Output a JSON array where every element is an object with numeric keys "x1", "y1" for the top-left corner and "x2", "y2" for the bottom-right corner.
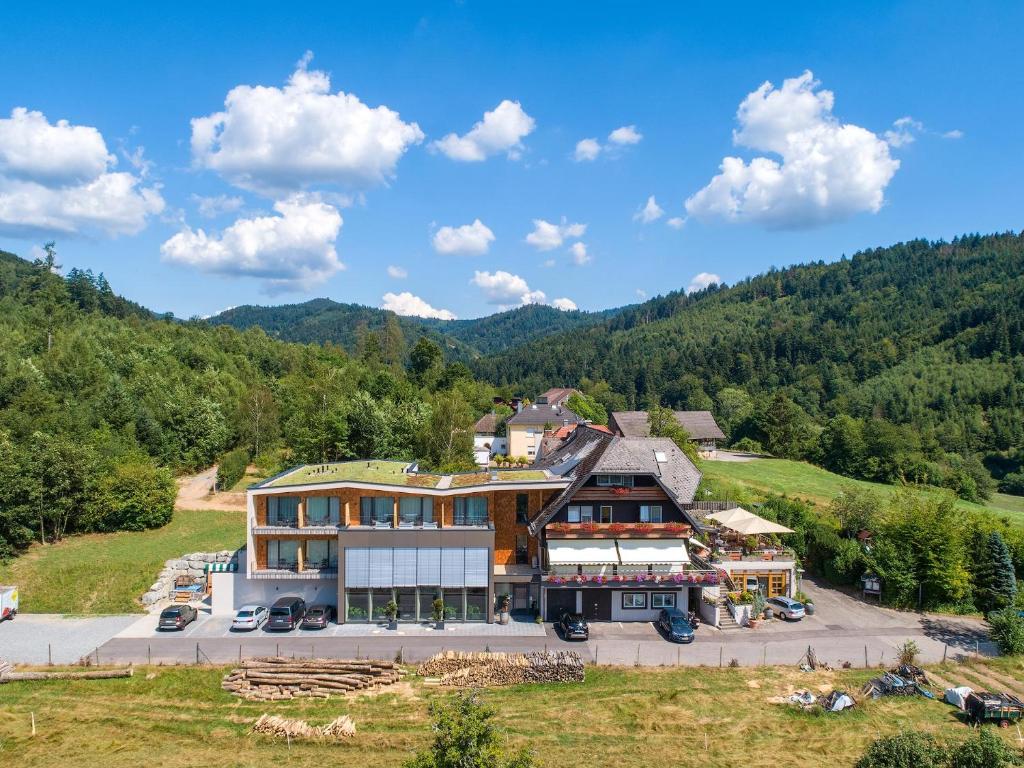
[{"x1": 717, "y1": 595, "x2": 742, "y2": 631}]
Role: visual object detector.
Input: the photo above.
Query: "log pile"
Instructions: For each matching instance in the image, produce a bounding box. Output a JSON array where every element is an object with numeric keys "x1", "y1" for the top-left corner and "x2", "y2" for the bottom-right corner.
[
  {"x1": 0, "y1": 666, "x2": 133, "y2": 683},
  {"x1": 0, "y1": 659, "x2": 12, "y2": 678},
  {"x1": 417, "y1": 650, "x2": 584, "y2": 687},
  {"x1": 251, "y1": 713, "x2": 356, "y2": 741},
  {"x1": 221, "y1": 657, "x2": 401, "y2": 701}
]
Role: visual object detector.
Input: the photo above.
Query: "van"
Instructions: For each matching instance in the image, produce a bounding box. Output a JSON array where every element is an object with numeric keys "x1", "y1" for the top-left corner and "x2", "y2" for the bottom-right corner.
[{"x1": 266, "y1": 596, "x2": 306, "y2": 631}]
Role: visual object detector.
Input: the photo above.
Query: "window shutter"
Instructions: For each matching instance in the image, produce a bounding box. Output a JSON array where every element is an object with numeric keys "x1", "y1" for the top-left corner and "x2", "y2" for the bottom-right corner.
[
  {"x1": 464, "y1": 548, "x2": 489, "y2": 587},
  {"x1": 417, "y1": 548, "x2": 441, "y2": 585},
  {"x1": 345, "y1": 548, "x2": 369, "y2": 587},
  {"x1": 441, "y1": 549, "x2": 465, "y2": 587},
  {"x1": 368, "y1": 548, "x2": 394, "y2": 587},
  {"x1": 393, "y1": 548, "x2": 418, "y2": 586}
]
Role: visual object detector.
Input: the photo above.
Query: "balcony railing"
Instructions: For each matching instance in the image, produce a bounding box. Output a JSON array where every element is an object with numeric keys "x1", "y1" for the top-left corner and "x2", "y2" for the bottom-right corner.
[{"x1": 546, "y1": 521, "x2": 692, "y2": 538}]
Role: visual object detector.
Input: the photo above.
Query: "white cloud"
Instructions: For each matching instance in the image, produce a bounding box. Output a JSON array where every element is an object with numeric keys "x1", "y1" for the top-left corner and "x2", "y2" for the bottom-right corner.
[
  {"x1": 431, "y1": 100, "x2": 535, "y2": 162},
  {"x1": 432, "y1": 218, "x2": 495, "y2": 255},
  {"x1": 635, "y1": 288, "x2": 647, "y2": 299},
  {"x1": 608, "y1": 125, "x2": 643, "y2": 145},
  {"x1": 634, "y1": 195, "x2": 664, "y2": 224},
  {"x1": 551, "y1": 297, "x2": 578, "y2": 311},
  {"x1": 884, "y1": 116, "x2": 923, "y2": 148},
  {"x1": 574, "y1": 138, "x2": 601, "y2": 162},
  {"x1": 0, "y1": 108, "x2": 164, "y2": 238},
  {"x1": 386, "y1": 265, "x2": 407, "y2": 279},
  {"x1": 192, "y1": 193, "x2": 244, "y2": 218},
  {"x1": 685, "y1": 71, "x2": 899, "y2": 229},
  {"x1": 381, "y1": 291, "x2": 456, "y2": 320},
  {"x1": 569, "y1": 241, "x2": 590, "y2": 266},
  {"x1": 542, "y1": 258, "x2": 556, "y2": 268},
  {"x1": 191, "y1": 52, "x2": 424, "y2": 194},
  {"x1": 666, "y1": 216, "x2": 686, "y2": 229},
  {"x1": 160, "y1": 195, "x2": 343, "y2": 293},
  {"x1": 525, "y1": 217, "x2": 586, "y2": 251},
  {"x1": 686, "y1": 272, "x2": 722, "y2": 294},
  {"x1": 471, "y1": 270, "x2": 546, "y2": 306},
  {"x1": 943, "y1": 129, "x2": 964, "y2": 139}
]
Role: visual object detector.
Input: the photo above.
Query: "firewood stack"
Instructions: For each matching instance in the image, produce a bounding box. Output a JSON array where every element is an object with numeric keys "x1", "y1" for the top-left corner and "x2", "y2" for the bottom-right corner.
[
  {"x1": 221, "y1": 657, "x2": 402, "y2": 701},
  {"x1": 417, "y1": 650, "x2": 585, "y2": 686},
  {"x1": 251, "y1": 713, "x2": 356, "y2": 740},
  {"x1": 0, "y1": 659, "x2": 12, "y2": 679}
]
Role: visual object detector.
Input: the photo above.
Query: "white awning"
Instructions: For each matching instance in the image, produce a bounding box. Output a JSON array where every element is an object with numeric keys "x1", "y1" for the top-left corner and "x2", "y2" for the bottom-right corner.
[
  {"x1": 547, "y1": 539, "x2": 619, "y2": 565},
  {"x1": 616, "y1": 539, "x2": 690, "y2": 564}
]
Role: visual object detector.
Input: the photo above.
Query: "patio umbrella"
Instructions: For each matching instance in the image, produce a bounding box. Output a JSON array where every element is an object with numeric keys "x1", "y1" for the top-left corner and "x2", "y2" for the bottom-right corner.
[
  {"x1": 706, "y1": 507, "x2": 756, "y2": 526},
  {"x1": 721, "y1": 515, "x2": 795, "y2": 535}
]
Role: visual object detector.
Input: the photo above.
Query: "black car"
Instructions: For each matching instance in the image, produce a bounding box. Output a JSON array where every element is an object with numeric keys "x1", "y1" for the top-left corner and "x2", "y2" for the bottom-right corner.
[
  {"x1": 300, "y1": 604, "x2": 334, "y2": 630},
  {"x1": 657, "y1": 607, "x2": 695, "y2": 643},
  {"x1": 266, "y1": 596, "x2": 306, "y2": 631},
  {"x1": 157, "y1": 604, "x2": 198, "y2": 631},
  {"x1": 557, "y1": 612, "x2": 589, "y2": 640}
]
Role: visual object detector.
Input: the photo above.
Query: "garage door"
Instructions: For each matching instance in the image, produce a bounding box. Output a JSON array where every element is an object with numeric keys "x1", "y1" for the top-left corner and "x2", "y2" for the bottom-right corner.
[
  {"x1": 582, "y1": 589, "x2": 612, "y2": 621},
  {"x1": 545, "y1": 589, "x2": 577, "y2": 621}
]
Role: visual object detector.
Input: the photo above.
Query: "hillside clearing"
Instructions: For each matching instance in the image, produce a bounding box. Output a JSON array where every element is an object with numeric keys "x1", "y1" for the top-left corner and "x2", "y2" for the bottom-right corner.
[
  {"x1": 0, "y1": 510, "x2": 245, "y2": 614},
  {"x1": 0, "y1": 663, "x2": 1016, "y2": 768}
]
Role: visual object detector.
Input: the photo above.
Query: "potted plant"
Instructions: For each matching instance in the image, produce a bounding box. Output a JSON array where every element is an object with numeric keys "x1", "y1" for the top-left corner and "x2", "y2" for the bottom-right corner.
[
  {"x1": 498, "y1": 593, "x2": 511, "y2": 625},
  {"x1": 431, "y1": 598, "x2": 445, "y2": 630},
  {"x1": 796, "y1": 590, "x2": 815, "y2": 615},
  {"x1": 384, "y1": 599, "x2": 399, "y2": 630},
  {"x1": 748, "y1": 592, "x2": 766, "y2": 628}
]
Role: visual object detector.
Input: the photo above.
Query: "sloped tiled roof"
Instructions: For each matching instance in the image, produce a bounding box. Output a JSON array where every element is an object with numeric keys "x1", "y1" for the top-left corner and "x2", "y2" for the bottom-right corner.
[
  {"x1": 528, "y1": 426, "x2": 613, "y2": 536},
  {"x1": 538, "y1": 387, "x2": 580, "y2": 406},
  {"x1": 508, "y1": 403, "x2": 583, "y2": 427},
  {"x1": 610, "y1": 410, "x2": 725, "y2": 440},
  {"x1": 473, "y1": 412, "x2": 503, "y2": 434}
]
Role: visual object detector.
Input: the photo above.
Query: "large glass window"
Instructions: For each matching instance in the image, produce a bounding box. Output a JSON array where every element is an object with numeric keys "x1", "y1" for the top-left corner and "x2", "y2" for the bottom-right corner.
[
  {"x1": 267, "y1": 539, "x2": 298, "y2": 569},
  {"x1": 399, "y1": 497, "x2": 433, "y2": 526},
  {"x1": 360, "y1": 497, "x2": 394, "y2": 526},
  {"x1": 639, "y1": 505, "x2": 663, "y2": 523},
  {"x1": 515, "y1": 534, "x2": 529, "y2": 565},
  {"x1": 443, "y1": 589, "x2": 464, "y2": 621},
  {"x1": 567, "y1": 505, "x2": 593, "y2": 523},
  {"x1": 346, "y1": 590, "x2": 369, "y2": 622},
  {"x1": 420, "y1": 586, "x2": 443, "y2": 622},
  {"x1": 397, "y1": 588, "x2": 417, "y2": 621},
  {"x1": 305, "y1": 496, "x2": 340, "y2": 526},
  {"x1": 516, "y1": 493, "x2": 529, "y2": 524},
  {"x1": 371, "y1": 589, "x2": 394, "y2": 621},
  {"x1": 305, "y1": 539, "x2": 338, "y2": 570},
  {"x1": 651, "y1": 593, "x2": 676, "y2": 609},
  {"x1": 466, "y1": 588, "x2": 488, "y2": 622},
  {"x1": 596, "y1": 475, "x2": 634, "y2": 487},
  {"x1": 267, "y1": 496, "x2": 299, "y2": 526},
  {"x1": 454, "y1": 497, "x2": 488, "y2": 526}
]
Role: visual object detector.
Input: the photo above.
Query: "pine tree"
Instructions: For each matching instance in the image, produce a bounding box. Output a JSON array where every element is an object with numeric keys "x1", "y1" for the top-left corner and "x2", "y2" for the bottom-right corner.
[{"x1": 975, "y1": 531, "x2": 1017, "y2": 614}]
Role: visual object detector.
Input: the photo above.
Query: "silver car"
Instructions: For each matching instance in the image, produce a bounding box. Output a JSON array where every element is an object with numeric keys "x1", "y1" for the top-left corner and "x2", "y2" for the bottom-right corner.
[
  {"x1": 231, "y1": 604, "x2": 269, "y2": 631},
  {"x1": 767, "y1": 596, "x2": 805, "y2": 621}
]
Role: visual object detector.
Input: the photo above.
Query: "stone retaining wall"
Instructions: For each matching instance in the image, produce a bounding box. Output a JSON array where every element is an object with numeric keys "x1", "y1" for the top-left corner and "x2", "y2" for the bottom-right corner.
[{"x1": 141, "y1": 550, "x2": 240, "y2": 606}]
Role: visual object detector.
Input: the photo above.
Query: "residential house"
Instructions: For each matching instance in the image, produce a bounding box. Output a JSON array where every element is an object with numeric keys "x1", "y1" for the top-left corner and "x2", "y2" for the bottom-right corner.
[
  {"x1": 536, "y1": 387, "x2": 580, "y2": 407},
  {"x1": 609, "y1": 410, "x2": 727, "y2": 457},
  {"x1": 472, "y1": 412, "x2": 507, "y2": 466},
  {"x1": 506, "y1": 402, "x2": 584, "y2": 460}
]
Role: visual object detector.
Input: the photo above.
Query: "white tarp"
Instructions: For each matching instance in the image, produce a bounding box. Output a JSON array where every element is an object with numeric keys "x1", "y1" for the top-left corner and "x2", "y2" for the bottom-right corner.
[
  {"x1": 827, "y1": 693, "x2": 855, "y2": 712},
  {"x1": 945, "y1": 687, "x2": 973, "y2": 710},
  {"x1": 547, "y1": 539, "x2": 619, "y2": 565},
  {"x1": 616, "y1": 539, "x2": 690, "y2": 564}
]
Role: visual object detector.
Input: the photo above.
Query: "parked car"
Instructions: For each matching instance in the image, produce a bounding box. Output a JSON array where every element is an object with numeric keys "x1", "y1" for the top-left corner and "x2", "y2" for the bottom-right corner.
[
  {"x1": 266, "y1": 596, "x2": 306, "y2": 631},
  {"x1": 158, "y1": 604, "x2": 198, "y2": 631},
  {"x1": 657, "y1": 607, "x2": 695, "y2": 643},
  {"x1": 767, "y1": 596, "x2": 805, "y2": 621},
  {"x1": 231, "y1": 604, "x2": 269, "y2": 631},
  {"x1": 300, "y1": 604, "x2": 335, "y2": 630},
  {"x1": 557, "y1": 612, "x2": 589, "y2": 640}
]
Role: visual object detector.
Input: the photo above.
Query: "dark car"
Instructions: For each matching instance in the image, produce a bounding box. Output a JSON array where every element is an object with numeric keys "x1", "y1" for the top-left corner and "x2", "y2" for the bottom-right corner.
[
  {"x1": 157, "y1": 604, "x2": 198, "y2": 631},
  {"x1": 557, "y1": 612, "x2": 589, "y2": 640},
  {"x1": 266, "y1": 596, "x2": 306, "y2": 631},
  {"x1": 657, "y1": 607, "x2": 694, "y2": 643},
  {"x1": 300, "y1": 604, "x2": 335, "y2": 630}
]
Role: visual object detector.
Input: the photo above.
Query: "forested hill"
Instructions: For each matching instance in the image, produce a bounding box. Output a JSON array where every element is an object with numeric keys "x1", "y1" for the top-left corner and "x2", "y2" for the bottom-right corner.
[
  {"x1": 475, "y1": 233, "x2": 1024, "y2": 497},
  {"x1": 210, "y1": 299, "x2": 614, "y2": 359}
]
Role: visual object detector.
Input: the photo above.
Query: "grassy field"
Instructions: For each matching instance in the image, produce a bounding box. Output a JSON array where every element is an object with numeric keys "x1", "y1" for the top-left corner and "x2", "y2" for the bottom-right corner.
[
  {"x1": 0, "y1": 510, "x2": 245, "y2": 614},
  {"x1": 702, "y1": 456, "x2": 1024, "y2": 526},
  {"x1": 0, "y1": 663, "x2": 1018, "y2": 768}
]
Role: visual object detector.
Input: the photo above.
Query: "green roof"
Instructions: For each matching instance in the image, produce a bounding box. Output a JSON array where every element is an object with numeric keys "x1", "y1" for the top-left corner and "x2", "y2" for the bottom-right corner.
[
  {"x1": 449, "y1": 470, "x2": 549, "y2": 488},
  {"x1": 266, "y1": 460, "x2": 442, "y2": 489}
]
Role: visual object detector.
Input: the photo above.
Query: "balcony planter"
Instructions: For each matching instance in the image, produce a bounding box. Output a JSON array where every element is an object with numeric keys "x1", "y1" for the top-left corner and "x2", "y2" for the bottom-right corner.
[{"x1": 611, "y1": 487, "x2": 631, "y2": 496}]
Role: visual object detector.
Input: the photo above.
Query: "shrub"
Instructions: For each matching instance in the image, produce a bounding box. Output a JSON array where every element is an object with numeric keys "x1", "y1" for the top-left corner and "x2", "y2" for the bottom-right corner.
[
  {"x1": 855, "y1": 731, "x2": 943, "y2": 768},
  {"x1": 216, "y1": 446, "x2": 249, "y2": 490},
  {"x1": 949, "y1": 728, "x2": 1022, "y2": 768},
  {"x1": 988, "y1": 608, "x2": 1024, "y2": 655},
  {"x1": 896, "y1": 639, "x2": 920, "y2": 666},
  {"x1": 999, "y1": 471, "x2": 1024, "y2": 496},
  {"x1": 731, "y1": 437, "x2": 764, "y2": 454},
  {"x1": 88, "y1": 460, "x2": 176, "y2": 532}
]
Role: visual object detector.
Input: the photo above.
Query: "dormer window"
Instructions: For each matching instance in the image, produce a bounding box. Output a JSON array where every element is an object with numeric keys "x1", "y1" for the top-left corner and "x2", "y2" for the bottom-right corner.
[{"x1": 596, "y1": 474, "x2": 634, "y2": 487}]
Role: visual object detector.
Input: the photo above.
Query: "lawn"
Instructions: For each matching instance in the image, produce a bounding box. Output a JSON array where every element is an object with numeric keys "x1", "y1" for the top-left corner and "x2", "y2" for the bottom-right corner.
[
  {"x1": 701, "y1": 457, "x2": 1024, "y2": 526},
  {"x1": 0, "y1": 663, "x2": 1014, "y2": 768},
  {"x1": 0, "y1": 509, "x2": 245, "y2": 614}
]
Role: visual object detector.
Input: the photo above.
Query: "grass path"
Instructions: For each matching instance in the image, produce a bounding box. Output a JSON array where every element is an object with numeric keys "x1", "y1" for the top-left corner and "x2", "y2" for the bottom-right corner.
[
  {"x1": 0, "y1": 664, "x2": 1015, "y2": 768},
  {"x1": 0, "y1": 509, "x2": 245, "y2": 614},
  {"x1": 702, "y1": 456, "x2": 1024, "y2": 526}
]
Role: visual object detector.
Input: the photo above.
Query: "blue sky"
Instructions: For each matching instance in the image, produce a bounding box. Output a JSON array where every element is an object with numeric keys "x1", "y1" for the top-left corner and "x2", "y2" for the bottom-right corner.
[{"x1": 0, "y1": 2, "x2": 1020, "y2": 319}]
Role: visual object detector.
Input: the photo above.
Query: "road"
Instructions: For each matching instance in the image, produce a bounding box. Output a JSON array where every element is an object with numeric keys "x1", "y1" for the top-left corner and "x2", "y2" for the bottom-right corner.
[{"x1": 174, "y1": 466, "x2": 245, "y2": 511}]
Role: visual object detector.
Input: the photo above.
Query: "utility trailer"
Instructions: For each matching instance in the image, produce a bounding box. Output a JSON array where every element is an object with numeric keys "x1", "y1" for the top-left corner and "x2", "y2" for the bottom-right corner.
[
  {"x1": 0, "y1": 586, "x2": 18, "y2": 621},
  {"x1": 966, "y1": 691, "x2": 1024, "y2": 727}
]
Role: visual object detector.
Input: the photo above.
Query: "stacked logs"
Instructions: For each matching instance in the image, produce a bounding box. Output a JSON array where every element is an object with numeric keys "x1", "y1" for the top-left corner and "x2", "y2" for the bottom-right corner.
[
  {"x1": 251, "y1": 713, "x2": 356, "y2": 740},
  {"x1": 221, "y1": 657, "x2": 401, "y2": 701},
  {"x1": 417, "y1": 650, "x2": 584, "y2": 686}
]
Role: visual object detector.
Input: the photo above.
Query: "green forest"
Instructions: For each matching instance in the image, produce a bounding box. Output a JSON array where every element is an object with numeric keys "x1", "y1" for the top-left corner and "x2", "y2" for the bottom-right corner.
[{"x1": 0, "y1": 247, "x2": 493, "y2": 559}]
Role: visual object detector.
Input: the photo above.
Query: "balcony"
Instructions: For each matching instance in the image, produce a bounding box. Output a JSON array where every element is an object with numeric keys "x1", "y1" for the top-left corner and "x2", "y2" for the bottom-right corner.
[
  {"x1": 545, "y1": 521, "x2": 692, "y2": 539},
  {"x1": 251, "y1": 559, "x2": 340, "y2": 580},
  {"x1": 251, "y1": 515, "x2": 341, "y2": 535}
]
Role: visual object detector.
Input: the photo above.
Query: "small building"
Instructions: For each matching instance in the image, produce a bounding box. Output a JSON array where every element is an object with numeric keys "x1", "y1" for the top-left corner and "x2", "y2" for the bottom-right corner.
[
  {"x1": 472, "y1": 412, "x2": 508, "y2": 467},
  {"x1": 506, "y1": 403, "x2": 584, "y2": 460},
  {"x1": 536, "y1": 387, "x2": 580, "y2": 407},
  {"x1": 609, "y1": 410, "x2": 726, "y2": 457}
]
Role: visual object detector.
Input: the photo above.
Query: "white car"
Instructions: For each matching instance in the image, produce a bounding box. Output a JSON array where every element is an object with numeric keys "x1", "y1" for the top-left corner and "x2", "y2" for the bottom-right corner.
[
  {"x1": 231, "y1": 604, "x2": 269, "y2": 631},
  {"x1": 767, "y1": 596, "x2": 806, "y2": 621}
]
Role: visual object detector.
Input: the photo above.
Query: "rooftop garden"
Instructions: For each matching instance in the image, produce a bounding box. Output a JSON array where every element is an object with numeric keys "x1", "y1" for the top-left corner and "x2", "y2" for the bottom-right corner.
[
  {"x1": 449, "y1": 470, "x2": 550, "y2": 488},
  {"x1": 266, "y1": 461, "x2": 442, "y2": 489}
]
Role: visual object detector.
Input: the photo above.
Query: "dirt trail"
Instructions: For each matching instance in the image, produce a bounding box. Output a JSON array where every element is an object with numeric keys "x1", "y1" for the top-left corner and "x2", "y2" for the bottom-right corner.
[{"x1": 175, "y1": 466, "x2": 246, "y2": 511}]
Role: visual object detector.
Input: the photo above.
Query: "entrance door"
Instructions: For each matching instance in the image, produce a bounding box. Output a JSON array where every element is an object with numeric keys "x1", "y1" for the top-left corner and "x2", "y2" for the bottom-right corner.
[
  {"x1": 512, "y1": 584, "x2": 530, "y2": 611},
  {"x1": 545, "y1": 589, "x2": 577, "y2": 621},
  {"x1": 583, "y1": 589, "x2": 612, "y2": 621}
]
